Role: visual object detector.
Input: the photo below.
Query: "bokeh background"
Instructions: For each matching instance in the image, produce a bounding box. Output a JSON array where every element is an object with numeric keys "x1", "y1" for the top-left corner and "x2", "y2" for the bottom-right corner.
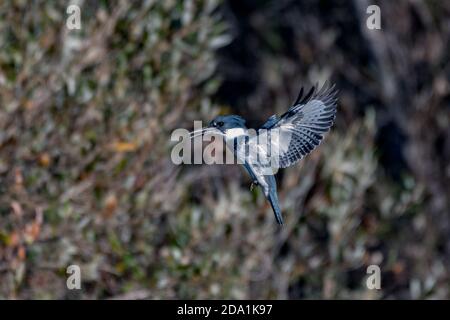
[{"x1": 0, "y1": 0, "x2": 449, "y2": 299}]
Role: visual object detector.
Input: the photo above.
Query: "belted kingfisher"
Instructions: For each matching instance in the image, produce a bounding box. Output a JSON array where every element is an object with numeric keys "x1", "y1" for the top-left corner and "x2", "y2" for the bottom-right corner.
[{"x1": 190, "y1": 83, "x2": 338, "y2": 225}]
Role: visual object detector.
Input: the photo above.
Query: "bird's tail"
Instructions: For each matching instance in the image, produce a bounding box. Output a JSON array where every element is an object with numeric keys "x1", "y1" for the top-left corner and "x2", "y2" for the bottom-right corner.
[{"x1": 268, "y1": 189, "x2": 283, "y2": 225}]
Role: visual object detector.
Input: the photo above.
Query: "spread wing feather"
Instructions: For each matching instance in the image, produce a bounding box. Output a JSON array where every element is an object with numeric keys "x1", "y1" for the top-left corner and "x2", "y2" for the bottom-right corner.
[{"x1": 256, "y1": 82, "x2": 338, "y2": 169}]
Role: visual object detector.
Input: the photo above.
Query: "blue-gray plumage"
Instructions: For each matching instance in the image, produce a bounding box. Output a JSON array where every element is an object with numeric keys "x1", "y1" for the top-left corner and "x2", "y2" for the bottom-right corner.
[{"x1": 190, "y1": 83, "x2": 338, "y2": 225}]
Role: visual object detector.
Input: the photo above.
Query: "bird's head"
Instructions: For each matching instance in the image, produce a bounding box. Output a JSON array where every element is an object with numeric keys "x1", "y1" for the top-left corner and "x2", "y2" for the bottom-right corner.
[
  {"x1": 208, "y1": 115, "x2": 247, "y2": 139},
  {"x1": 189, "y1": 115, "x2": 247, "y2": 140}
]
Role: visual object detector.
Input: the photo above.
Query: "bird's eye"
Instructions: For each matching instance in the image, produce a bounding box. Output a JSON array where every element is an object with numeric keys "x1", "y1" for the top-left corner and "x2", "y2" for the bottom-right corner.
[{"x1": 217, "y1": 121, "x2": 224, "y2": 127}]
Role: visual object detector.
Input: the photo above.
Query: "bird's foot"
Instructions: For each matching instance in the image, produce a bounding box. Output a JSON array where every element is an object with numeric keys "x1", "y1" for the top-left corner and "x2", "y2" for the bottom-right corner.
[{"x1": 250, "y1": 180, "x2": 258, "y2": 191}]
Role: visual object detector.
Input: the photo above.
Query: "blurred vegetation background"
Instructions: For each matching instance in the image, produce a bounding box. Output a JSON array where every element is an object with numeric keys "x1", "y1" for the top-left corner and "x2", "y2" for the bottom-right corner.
[{"x1": 0, "y1": 0, "x2": 449, "y2": 299}]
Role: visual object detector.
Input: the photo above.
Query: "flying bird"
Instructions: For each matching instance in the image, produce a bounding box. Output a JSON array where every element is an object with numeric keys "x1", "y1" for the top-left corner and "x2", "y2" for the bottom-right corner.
[{"x1": 189, "y1": 83, "x2": 338, "y2": 225}]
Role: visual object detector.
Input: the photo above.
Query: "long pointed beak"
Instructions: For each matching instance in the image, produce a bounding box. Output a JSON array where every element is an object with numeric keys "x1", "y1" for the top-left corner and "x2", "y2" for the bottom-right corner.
[{"x1": 188, "y1": 127, "x2": 222, "y2": 140}]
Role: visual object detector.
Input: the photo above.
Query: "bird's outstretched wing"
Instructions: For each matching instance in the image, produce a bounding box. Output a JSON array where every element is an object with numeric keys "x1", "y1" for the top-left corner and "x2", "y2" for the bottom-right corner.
[{"x1": 256, "y1": 82, "x2": 338, "y2": 169}]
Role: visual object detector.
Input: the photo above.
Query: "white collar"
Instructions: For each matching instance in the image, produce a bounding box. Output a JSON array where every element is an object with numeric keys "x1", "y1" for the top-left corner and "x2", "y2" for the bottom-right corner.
[{"x1": 225, "y1": 127, "x2": 247, "y2": 140}]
